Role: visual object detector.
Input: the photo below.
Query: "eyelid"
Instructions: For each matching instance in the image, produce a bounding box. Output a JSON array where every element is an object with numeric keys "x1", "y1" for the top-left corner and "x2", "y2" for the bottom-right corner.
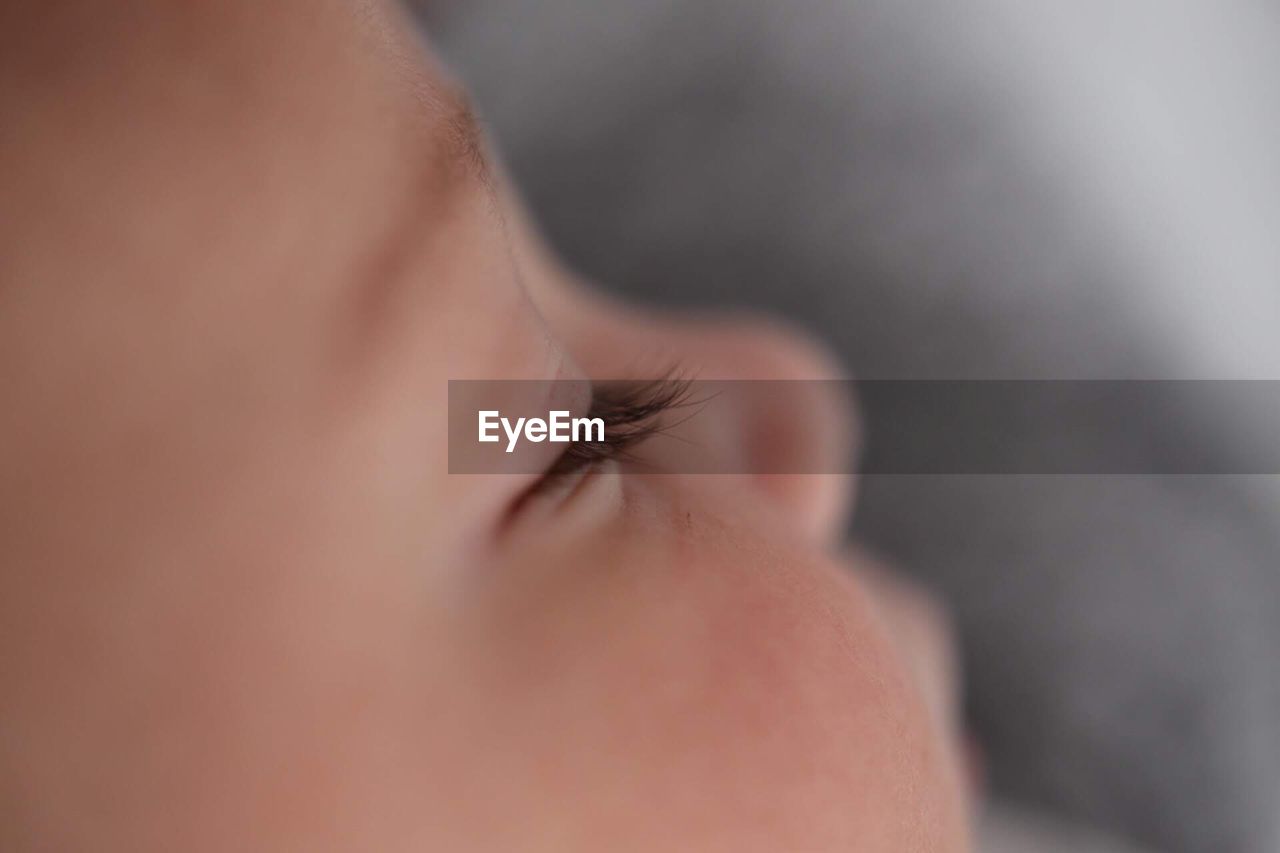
[{"x1": 516, "y1": 375, "x2": 693, "y2": 504}]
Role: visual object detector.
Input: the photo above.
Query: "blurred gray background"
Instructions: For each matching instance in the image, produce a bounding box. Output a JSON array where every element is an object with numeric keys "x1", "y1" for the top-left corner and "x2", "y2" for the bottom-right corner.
[{"x1": 425, "y1": 2, "x2": 1280, "y2": 850}]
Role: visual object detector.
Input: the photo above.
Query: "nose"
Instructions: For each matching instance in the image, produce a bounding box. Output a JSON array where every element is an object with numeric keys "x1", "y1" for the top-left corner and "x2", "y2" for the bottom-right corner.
[
  {"x1": 664, "y1": 315, "x2": 858, "y2": 543},
  {"x1": 547, "y1": 289, "x2": 858, "y2": 543},
  {"x1": 481, "y1": 162, "x2": 858, "y2": 541}
]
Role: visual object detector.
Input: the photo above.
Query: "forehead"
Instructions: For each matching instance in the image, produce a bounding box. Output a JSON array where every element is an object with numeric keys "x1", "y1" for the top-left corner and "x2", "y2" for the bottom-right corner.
[
  {"x1": 2, "y1": 0, "x2": 550, "y2": 364},
  {"x1": 0, "y1": 1, "x2": 566, "y2": 517},
  {"x1": 1, "y1": 2, "x2": 478, "y2": 287}
]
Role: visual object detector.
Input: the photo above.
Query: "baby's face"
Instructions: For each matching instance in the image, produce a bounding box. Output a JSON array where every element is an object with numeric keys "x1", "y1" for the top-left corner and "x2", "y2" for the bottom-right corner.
[{"x1": 0, "y1": 2, "x2": 968, "y2": 850}]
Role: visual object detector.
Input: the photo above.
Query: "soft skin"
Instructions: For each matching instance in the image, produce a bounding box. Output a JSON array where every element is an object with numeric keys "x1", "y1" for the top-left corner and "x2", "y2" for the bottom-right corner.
[{"x1": 0, "y1": 1, "x2": 970, "y2": 850}]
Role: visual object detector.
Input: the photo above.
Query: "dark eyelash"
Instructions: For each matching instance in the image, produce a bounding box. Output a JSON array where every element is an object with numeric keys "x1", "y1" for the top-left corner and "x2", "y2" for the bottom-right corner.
[{"x1": 540, "y1": 374, "x2": 694, "y2": 482}]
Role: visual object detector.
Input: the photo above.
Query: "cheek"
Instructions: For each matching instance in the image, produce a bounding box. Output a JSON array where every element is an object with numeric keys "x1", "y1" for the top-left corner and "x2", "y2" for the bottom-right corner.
[{"x1": 443, "y1": 492, "x2": 968, "y2": 851}]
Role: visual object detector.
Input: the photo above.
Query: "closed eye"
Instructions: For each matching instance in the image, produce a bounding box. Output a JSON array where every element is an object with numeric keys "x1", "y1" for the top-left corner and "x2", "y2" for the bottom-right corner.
[{"x1": 531, "y1": 375, "x2": 693, "y2": 491}]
